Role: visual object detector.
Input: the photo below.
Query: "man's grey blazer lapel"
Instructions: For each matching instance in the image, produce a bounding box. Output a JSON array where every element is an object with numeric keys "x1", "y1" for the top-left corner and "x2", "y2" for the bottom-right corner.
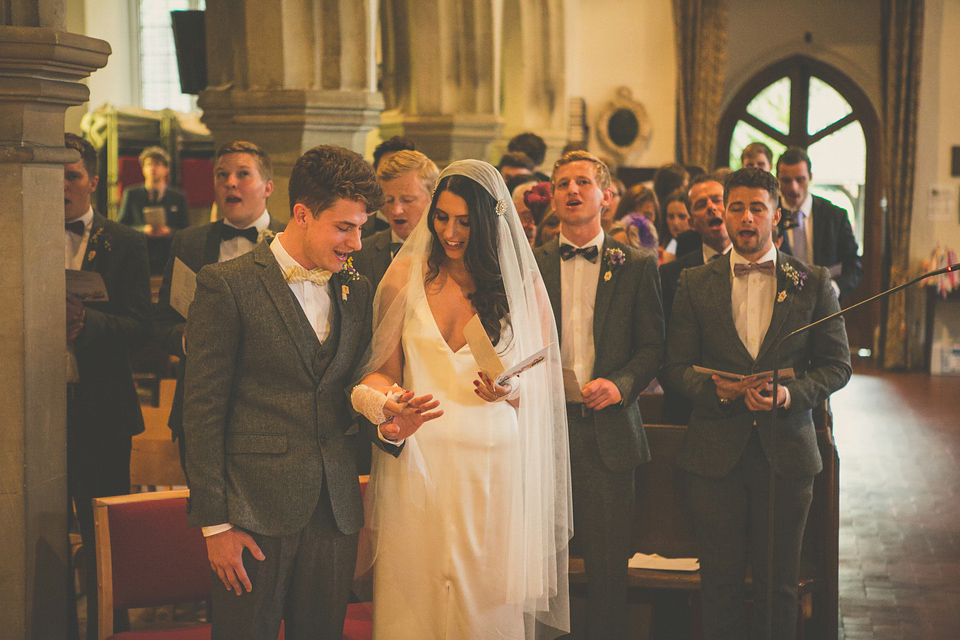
[
  {"x1": 253, "y1": 242, "x2": 318, "y2": 378},
  {"x1": 592, "y1": 235, "x2": 617, "y2": 343},
  {"x1": 539, "y1": 240, "x2": 563, "y2": 341},
  {"x1": 318, "y1": 272, "x2": 359, "y2": 388}
]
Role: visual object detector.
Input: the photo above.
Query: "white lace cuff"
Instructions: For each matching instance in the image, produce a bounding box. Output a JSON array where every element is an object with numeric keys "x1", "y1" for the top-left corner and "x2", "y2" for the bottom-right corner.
[
  {"x1": 497, "y1": 375, "x2": 522, "y2": 402},
  {"x1": 351, "y1": 384, "x2": 400, "y2": 424}
]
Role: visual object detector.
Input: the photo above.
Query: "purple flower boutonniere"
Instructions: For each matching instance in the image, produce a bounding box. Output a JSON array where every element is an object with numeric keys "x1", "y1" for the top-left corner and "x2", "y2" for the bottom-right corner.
[
  {"x1": 603, "y1": 247, "x2": 625, "y2": 281},
  {"x1": 339, "y1": 256, "x2": 360, "y2": 300},
  {"x1": 778, "y1": 263, "x2": 807, "y2": 302}
]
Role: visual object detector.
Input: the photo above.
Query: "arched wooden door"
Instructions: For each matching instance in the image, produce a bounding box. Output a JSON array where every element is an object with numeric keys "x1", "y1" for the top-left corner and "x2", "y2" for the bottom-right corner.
[{"x1": 717, "y1": 55, "x2": 882, "y2": 353}]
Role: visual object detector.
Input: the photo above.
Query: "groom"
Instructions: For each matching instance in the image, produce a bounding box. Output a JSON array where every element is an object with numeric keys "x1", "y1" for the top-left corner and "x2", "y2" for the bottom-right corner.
[
  {"x1": 184, "y1": 145, "x2": 397, "y2": 639},
  {"x1": 534, "y1": 150, "x2": 665, "y2": 638}
]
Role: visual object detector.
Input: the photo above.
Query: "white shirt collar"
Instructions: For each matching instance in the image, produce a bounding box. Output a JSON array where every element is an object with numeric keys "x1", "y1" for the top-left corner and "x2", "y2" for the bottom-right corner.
[
  {"x1": 390, "y1": 230, "x2": 404, "y2": 245},
  {"x1": 270, "y1": 231, "x2": 308, "y2": 270},
  {"x1": 730, "y1": 243, "x2": 778, "y2": 273},
  {"x1": 558, "y1": 229, "x2": 604, "y2": 250},
  {"x1": 224, "y1": 209, "x2": 270, "y2": 231},
  {"x1": 70, "y1": 207, "x2": 94, "y2": 230},
  {"x1": 702, "y1": 242, "x2": 732, "y2": 263},
  {"x1": 798, "y1": 192, "x2": 813, "y2": 216}
]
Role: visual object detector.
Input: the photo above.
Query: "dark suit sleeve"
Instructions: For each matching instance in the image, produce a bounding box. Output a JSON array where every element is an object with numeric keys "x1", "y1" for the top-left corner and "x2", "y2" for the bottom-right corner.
[
  {"x1": 830, "y1": 205, "x2": 862, "y2": 298},
  {"x1": 156, "y1": 229, "x2": 187, "y2": 358},
  {"x1": 75, "y1": 230, "x2": 153, "y2": 350},
  {"x1": 664, "y1": 269, "x2": 718, "y2": 410},
  {"x1": 183, "y1": 265, "x2": 239, "y2": 526},
  {"x1": 781, "y1": 266, "x2": 852, "y2": 411},
  {"x1": 169, "y1": 190, "x2": 190, "y2": 230},
  {"x1": 607, "y1": 251, "x2": 665, "y2": 404}
]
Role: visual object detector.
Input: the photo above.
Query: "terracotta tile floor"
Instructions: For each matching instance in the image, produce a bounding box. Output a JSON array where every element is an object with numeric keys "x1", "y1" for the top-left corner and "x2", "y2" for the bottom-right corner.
[{"x1": 831, "y1": 365, "x2": 960, "y2": 640}]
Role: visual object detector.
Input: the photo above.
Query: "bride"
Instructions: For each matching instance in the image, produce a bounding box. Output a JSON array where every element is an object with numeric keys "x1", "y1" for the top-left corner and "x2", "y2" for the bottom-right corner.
[{"x1": 351, "y1": 159, "x2": 572, "y2": 639}]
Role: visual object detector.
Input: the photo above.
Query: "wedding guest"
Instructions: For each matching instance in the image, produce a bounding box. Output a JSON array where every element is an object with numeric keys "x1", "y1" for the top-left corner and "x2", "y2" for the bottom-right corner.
[
  {"x1": 507, "y1": 131, "x2": 549, "y2": 180},
  {"x1": 354, "y1": 159, "x2": 571, "y2": 639},
  {"x1": 610, "y1": 184, "x2": 662, "y2": 257},
  {"x1": 660, "y1": 187, "x2": 693, "y2": 259},
  {"x1": 664, "y1": 167, "x2": 851, "y2": 639},
  {"x1": 64, "y1": 133, "x2": 152, "y2": 640},
  {"x1": 372, "y1": 135, "x2": 415, "y2": 170},
  {"x1": 535, "y1": 150, "x2": 664, "y2": 638},
  {"x1": 653, "y1": 162, "x2": 689, "y2": 218},
  {"x1": 497, "y1": 150, "x2": 535, "y2": 182},
  {"x1": 741, "y1": 141, "x2": 773, "y2": 172},
  {"x1": 155, "y1": 141, "x2": 285, "y2": 472},
  {"x1": 535, "y1": 211, "x2": 561, "y2": 247}
]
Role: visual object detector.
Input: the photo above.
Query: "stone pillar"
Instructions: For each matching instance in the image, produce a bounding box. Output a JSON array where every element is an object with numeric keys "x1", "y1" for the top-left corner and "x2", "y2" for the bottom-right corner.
[
  {"x1": 199, "y1": 0, "x2": 384, "y2": 220},
  {"x1": 0, "y1": 24, "x2": 109, "y2": 640},
  {"x1": 378, "y1": 0, "x2": 505, "y2": 166}
]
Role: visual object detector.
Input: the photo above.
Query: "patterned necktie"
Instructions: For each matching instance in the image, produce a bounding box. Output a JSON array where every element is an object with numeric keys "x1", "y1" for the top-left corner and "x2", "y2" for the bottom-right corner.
[
  {"x1": 65, "y1": 220, "x2": 85, "y2": 236},
  {"x1": 390, "y1": 242, "x2": 403, "y2": 257},
  {"x1": 733, "y1": 260, "x2": 775, "y2": 277},
  {"x1": 220, "y1": 225, "x2": 259, "y2": 243},
  {"x1": 283, "y1": 265, "x2": 333, "y2": 286},
  {"x1": 559, "y1": 243, "x2": 599, "y2": 263}
]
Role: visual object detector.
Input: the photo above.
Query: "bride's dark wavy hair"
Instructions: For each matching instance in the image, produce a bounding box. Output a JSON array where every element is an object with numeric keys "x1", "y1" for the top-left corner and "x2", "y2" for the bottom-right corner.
[{"x1": 426, "y1": 174, "x2": 509, "y2": 345}]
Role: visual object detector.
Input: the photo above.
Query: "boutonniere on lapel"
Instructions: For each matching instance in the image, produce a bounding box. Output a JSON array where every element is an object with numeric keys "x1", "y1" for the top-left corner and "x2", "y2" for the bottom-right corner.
[
  {"x1": 257, "y1": 228, "x2": 277, "y2": 245},
  {"x1": 339, "y1": 256, "x2": 360, "y2": 300},
  {"x1": 86, "y1": 226, "x2": 112, "y2": 262},
  {"x1": 602, "y1": 247, "x2": 625, "y2": 281},
  {"x1": 777, "y1": 263, "x2": 807, "y2": 303}
]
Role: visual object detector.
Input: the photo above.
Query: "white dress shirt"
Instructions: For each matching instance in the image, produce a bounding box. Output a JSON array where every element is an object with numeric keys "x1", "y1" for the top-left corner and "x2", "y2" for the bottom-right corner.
[
  {"x1": 730, "y1": 245, "x2": 777, "y2": 360},
  {"x1": 559, "y1": 230, "x2": 603, "y2": 391},
  {"x1": 65, "y1": 207, "x2": 94, "y2": 269},
  {"x1": 270, "y1": 232, "x2": 332, "y2": 342},
  {"x1": 218, "y1": 209, "x2": 272, "y2": 263}
]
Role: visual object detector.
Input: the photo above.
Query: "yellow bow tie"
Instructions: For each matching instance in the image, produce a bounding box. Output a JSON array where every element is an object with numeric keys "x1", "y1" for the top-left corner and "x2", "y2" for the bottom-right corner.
[{"x1": 283, "y1": 265, "x2": 333, "y2": 286}]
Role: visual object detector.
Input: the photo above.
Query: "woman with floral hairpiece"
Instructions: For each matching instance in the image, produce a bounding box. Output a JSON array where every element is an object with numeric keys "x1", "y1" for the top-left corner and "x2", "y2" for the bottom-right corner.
[{"x1": 351, "y1": 159, "x2": 572, "y2": 639}]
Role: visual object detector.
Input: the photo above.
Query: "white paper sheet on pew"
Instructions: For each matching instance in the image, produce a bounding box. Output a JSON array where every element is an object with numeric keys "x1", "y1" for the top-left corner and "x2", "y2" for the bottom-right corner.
[
  {"x1": 628, "y1": 553, "x2": 700, "y2": 572},
  {"x1": 463, "y1": 314, "x2": 551, "y2": 386},
  {"x1": 170, "y1": 257, "x2": 197, "y2": 318}
]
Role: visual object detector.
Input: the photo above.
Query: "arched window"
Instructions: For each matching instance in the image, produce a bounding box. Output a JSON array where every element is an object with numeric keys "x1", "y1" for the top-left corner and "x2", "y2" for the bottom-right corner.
[{"x1": 717, "y1": 55, "x2": 882, "y2": 351}]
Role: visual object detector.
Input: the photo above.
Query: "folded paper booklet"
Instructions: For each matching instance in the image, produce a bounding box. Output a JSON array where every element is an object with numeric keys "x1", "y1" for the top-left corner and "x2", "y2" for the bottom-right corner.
[
  {"x1": 693, "y1": 365, "x2": 796, "y2": 381},
  {"x1": 170, "y1": 258, "x2": 197, "y2": 319},
  {"x1": 628, "y1": 553, "x2": 700, "y2": 572},
  {"x1": 463, "y1": 314, "x2": 550, "y2": 386},
  {"x1": 66, "y1": 269, "x2": 108, "y2": 302},
  {"x1": 143, "y1": 205, "x2": 167, "y2": 228}
]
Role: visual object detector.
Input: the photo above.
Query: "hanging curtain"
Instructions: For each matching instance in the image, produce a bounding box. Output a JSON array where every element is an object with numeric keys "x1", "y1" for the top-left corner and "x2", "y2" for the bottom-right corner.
[
  {"x1": 881, "y1": 0, "x2": 924, "y2": 369},
  {"x1": 673, "y1": 0, "x2": 727, "y2": 170}
]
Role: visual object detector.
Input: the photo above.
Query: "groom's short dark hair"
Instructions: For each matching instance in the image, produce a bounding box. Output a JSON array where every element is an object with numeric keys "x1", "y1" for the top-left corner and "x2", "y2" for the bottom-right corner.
[
  {"x1": 289, "y1": 145, "x2": 384, "y2": 216},
  {"x1": 723, "y1": 167, "x2": 780, "y2": 205}
]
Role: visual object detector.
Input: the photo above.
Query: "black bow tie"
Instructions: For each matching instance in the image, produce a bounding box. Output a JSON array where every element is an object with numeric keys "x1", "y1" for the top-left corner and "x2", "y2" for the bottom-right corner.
[
  {"x1": 221, "y1": 225, "x2": 259, "y2": 243},
  {"x1": 65, "y1": 220, "x2": 85, "y2": 236},
  {"x1": 560, "y1": 243, "x2": 599, "y2": 263},
  {"x1": 390, "y1": 242, "x2": 403, "y2": 256}
]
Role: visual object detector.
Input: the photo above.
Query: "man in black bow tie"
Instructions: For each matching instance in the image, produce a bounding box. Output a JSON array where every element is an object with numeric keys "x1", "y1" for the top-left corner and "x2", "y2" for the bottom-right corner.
[
  {"x1": 64, "y1": 133, "x2": 153, "y2": 640},
  {"x1": 156, "y1": 140, "x2": 286, "y2": 471},
  {"x1": 533, "y1": 150, "x2": 664, "y2": 638},
  {"x1": 664, "y1": 167, "x2": 850, "y2": 639}
]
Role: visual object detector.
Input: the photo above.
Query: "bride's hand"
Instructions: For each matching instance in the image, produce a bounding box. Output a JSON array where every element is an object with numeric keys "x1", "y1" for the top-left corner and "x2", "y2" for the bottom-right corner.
[
  {"x1": 379, "y1": 394, "x2": 443, "y2": 440},
  {"x1": 474, "y1": 371, "x2": 512, "y2": 403}
]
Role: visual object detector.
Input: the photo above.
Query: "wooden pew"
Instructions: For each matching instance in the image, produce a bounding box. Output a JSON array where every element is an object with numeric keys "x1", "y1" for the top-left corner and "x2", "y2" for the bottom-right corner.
[{"x1": 569, "y1": 400, "x2": 839, "y2": 639}]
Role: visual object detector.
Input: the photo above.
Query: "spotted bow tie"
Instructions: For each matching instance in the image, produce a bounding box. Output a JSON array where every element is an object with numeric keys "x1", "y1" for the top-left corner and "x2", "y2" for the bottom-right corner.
[
  {"x1": 283, "y1": 265, "x2": 333, "y2": 286},
  {"x1": 559, "y1": 243, "x2": 599, "y2": 263},
  {"x1": 733, "y1": 260, "x2": 775, "y2": 277}
]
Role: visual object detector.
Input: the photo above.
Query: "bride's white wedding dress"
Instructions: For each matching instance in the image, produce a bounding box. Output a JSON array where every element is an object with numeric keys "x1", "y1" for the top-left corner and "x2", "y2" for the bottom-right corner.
[{"x1": 369, "y1": 295, "x2": 525, "y2": 639}]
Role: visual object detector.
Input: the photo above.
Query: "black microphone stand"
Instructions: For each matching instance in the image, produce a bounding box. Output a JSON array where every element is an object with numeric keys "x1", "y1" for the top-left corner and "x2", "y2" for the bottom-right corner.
[{"x1": 764, "y1": 263, "x2": 960, "y2": 640}]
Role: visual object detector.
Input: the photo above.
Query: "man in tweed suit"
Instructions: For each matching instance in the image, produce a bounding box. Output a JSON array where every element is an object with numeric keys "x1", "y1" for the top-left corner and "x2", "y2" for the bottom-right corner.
[
  {"x1": 664, "y1": 168, "x2": 851, "y2": 640},
  {"x1": 534, "y1": 151, "x2": 664, "y2": 638},
  {"x1": 156, "y1": 141, "x2": 285, "y2": 471},
  {"x1": 184, "y1": 146, "x2": 400, "y2": 639}
]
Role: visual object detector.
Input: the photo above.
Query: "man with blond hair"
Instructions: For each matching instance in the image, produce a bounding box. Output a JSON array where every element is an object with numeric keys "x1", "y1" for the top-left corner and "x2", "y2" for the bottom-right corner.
[
  {"x1": 156, "y1": 140, "x2": 286, "y2": 471},
  {"x1": 352, "y1": 149, "x2": 438, "y2": 291},
  {"x1": 534, "y1": 150, "x2": 664, "y2": 638}
]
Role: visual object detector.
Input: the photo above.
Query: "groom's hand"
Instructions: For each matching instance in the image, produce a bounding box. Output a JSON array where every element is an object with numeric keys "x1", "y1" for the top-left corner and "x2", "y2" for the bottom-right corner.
[
  {"x1": 206, "y1": 528, "x2": 265, "y2": 595},
  {"x1": 379, "y1": 394, "x2": 442, "y2": 440}
]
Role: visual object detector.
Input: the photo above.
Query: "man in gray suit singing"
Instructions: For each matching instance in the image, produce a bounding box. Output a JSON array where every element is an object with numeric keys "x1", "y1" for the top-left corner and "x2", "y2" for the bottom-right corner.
[
  {"x1": 534, "y1": 150, "x2": 664, "y2": 638},
  {"x1": 183, "y1": 145, "x2": 395, "y2": 639},
  {"x1": 664, "y1": 167, "x2": 851, "y2": 640}
]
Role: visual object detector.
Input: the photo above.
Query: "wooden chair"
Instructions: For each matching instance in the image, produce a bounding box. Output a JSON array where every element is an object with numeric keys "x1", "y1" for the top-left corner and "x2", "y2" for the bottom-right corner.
[
  {"x1": 93, "y1": 490, "x2": 210, "y2": 640},
  {"x1": 95, "y1": 488, "x2": 373, "y2": 640}
]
